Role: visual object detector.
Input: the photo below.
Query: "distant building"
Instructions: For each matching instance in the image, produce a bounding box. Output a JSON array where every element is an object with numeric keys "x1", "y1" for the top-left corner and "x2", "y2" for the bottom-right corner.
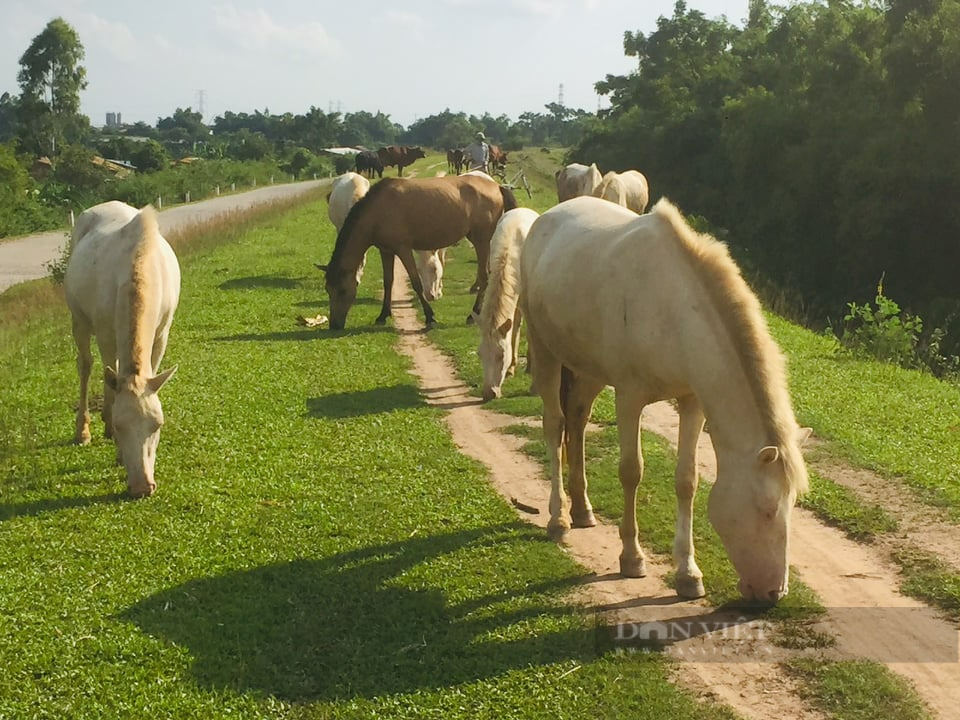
[{"x1": 105, "y1": 112, "x2": 123, "y2": 128}]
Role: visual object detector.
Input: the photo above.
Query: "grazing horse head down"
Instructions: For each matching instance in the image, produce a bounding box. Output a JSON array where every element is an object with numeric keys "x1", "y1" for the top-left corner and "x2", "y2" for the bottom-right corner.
[
  {"x1": 416, "y1": 248, "x2": 446, "y2": 302},
  {"x1": 319, "y1": 174, "x2": 517, "y2": 330},
  {"x1": 64, "y1": 201, "x2": 181, "y2": 498},
  {"x1": 519, "y1": 196, "x2": 810, "y2": 602},
  {"x1": 478, "y1": 207, "x2": 540, "y2": 401}
]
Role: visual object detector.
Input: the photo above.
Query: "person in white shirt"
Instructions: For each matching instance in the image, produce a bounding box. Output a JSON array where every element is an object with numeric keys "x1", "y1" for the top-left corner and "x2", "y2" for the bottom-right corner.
[{"x1": 464, "y1": 131, "x2": 490, "y2": 172}]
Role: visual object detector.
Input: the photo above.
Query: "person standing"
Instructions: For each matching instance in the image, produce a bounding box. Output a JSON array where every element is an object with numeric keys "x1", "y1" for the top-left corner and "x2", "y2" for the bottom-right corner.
[{"x1": 464, "y1": 131, "x2": 490, "y2": 173}]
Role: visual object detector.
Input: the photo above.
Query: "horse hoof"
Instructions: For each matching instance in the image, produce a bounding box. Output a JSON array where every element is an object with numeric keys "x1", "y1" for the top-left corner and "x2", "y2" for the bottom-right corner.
[
  {"x1": 571, "y1": 510, "x2": 597, "y2": 528},
  {"x1": 676, "y1": 576, "x2": 706, "y2": 599},
  {"x1": 74, "y1": 432, "x2": 91, "y2": 446},
  {"x1": 546, "y1": 521, "x2": 570, "y2": 543},
  {"x1": 619, "y1": 555, "x2": 647, "y2": 578},
  {"x1": 465, "y1": 314, "x2": 476, "y2": 325},
  {"x1": 374, "y1": 318, "x2": 388, "y2": 326}
]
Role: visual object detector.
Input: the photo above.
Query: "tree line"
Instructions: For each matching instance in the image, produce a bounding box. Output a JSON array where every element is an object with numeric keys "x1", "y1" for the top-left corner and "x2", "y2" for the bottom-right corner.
[
  {"x1": 0, "y1": 17, "x2": 592, "y2": 239},
  {"x1": 571, "y1": 0, "x2": 960, "y2": 361}
]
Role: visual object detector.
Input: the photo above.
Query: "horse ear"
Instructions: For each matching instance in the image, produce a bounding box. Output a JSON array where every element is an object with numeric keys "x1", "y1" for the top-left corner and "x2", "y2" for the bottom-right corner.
[
  {"x1": 797, "y1": 427, "x2": 813, "y2": 447},
  {"x1": 757, "y1": 446, "x2": 780, "y2": 465},
  {"x1": 104, "y1": 366, "x2": 119, "y2": 392},
  {"x1": 498, "y1": 318, "x2": 513, "y2": 337},
  {"x1": 147, "y1": 365, "x2": 177, "y2": 393}
]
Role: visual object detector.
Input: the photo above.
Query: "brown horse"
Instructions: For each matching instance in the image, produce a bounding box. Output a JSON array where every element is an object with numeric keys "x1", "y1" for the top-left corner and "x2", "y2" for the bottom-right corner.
[{"x1": 318, "y1": 174, "x2": 518, "y2": 330}]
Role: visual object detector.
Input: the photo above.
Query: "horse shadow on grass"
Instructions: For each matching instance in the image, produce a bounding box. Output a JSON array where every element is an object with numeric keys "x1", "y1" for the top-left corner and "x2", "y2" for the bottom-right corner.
[
  {"x1": 0, "y1": 490, "x2": 127, "y2": 523},
  {"x1": 121, "y1": 523, "x2": 599, "y2": 702},
  {"x1": 306, "y1": 383, "x2": 423, "y2": 418}
]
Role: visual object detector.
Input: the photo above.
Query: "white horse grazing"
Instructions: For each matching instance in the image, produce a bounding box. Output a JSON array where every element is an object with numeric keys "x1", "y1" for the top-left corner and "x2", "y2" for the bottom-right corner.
[
  {"x1": 65, "y1": 201, "x2": 181, "y2": 498},
  {"x1": 327, "y1": 172, "x2": 370, "y2": 232},
  {"x1": 327, "y1": 172, "x2": 371, "y2": 283},
  {"x1": 519, "y1": 196, "x2": 810, "y2": 602},
  {"x1": 415, "y1": 247, "x2": 446, "y2": 301},
  {"x1": 555, "y1": 162, "x2": 602, "y2": 202},
  {"x1": 478, "y1": 208, "x2": 539, "y2": 401},
  {"x1": 593, "y1": 169, "x2": 649, "y2": 214}
]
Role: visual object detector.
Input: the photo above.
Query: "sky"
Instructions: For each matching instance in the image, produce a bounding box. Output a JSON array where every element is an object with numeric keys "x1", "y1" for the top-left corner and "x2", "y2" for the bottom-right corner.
[{"x1": 2, "y1": 0, "x2": 751, "y2": 129}]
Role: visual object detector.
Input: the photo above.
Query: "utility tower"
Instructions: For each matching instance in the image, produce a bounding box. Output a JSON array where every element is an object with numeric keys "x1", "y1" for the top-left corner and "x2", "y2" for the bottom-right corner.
[
  {"x1": 196, "y1": 89, "x2": 206, "y2": 119},
  {"x1": 558, "y1": 83, "x2": 565, "y2": 107}
]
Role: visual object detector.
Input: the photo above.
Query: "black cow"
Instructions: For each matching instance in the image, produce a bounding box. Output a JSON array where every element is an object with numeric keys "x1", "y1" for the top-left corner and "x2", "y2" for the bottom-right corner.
[{"x1": 355, "y1": 150, "x2": 383, "y2": 179}]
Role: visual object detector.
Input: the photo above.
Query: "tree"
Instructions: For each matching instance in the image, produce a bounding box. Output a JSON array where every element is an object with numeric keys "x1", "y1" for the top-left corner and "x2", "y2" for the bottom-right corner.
[
  {"x1": 0, "y1": 92, "x2": 18, "y2": 143},
  {"x1": 16, "y1": 17, "x2": 88, "y2": 156}
]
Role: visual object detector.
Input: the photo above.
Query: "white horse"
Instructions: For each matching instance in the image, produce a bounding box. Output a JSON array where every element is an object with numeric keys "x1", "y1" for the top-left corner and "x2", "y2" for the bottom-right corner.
[
  {"x1": 519, "y1": 196, "x2": 810, "y2": 601},
  {"x1": 328, "y1": 172, "x2": 371, "y2": 283},
  {"x1": 555, "y1": 162, "x2": 602, "y2": 202},
  {"x1": 65, "y1": 201, "x2": 181, "y2": 498},
  {"x1": 327, "y1": 171, "x2": 370, "y2": 233},
  {"x1": 478, "y1": 208, "x2": 539, "y2": 401},
  {"x1": 593, "y1": 169, "x2": 650, "y2": 214}
]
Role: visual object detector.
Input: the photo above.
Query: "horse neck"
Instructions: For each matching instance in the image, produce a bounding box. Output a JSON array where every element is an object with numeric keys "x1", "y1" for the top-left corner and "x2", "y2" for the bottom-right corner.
[
  {"x1": 682, "y1": 307, "x2": 784, "y2": 458},
  {"x1": 116, "y1": 242, "x2": 161, "y2": 379},
  {"x1": 333, "y1": 224, "x2": 372, "y2": 277}
]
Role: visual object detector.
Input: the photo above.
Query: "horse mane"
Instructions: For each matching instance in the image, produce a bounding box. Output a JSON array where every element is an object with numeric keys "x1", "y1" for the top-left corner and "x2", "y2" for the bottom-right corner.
[
  {"x1": 126, "y1": 205, "x2": 164, "y2": 378},
  {"x1": 479, "y1": 226, "x2": 522, "y2": 339},
  {"x1": 500, "y1": 185, "x2": 518, "y2": 212},
  {"x1": 651, "y1": 199, "x2": 808, "y2": 493}
]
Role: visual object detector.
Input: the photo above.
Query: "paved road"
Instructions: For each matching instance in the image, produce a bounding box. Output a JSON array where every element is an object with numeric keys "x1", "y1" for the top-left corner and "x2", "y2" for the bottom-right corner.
[{"x1": 0, "y1": 179, "x2": 329, "y2": 294}]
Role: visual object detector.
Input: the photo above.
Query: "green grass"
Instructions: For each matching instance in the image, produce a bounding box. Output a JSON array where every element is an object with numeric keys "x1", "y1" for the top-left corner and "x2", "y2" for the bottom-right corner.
[
  {"x1": 0, "y1": 183, "x2": 746, "y2": 718},
  {"x1": 798, "y1": 471, "x2": 899, "y2": 541},
  {"x1": 787, "y1": 659, "x2": 932, "y2": 720}
]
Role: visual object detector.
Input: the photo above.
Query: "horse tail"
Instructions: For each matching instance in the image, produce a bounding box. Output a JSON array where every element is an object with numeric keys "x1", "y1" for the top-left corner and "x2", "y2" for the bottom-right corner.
[
  {"x1": 559, "y1": 365, "x2": 574, "y2": 463},
  {"x1": 500, "y1": 185, "x2": 519, "y2": 212}
]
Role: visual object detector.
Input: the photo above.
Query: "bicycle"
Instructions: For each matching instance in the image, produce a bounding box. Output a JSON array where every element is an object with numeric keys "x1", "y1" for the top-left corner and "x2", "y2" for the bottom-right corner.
[{"x1": 495, "y1": 165, "x2": 532, "y2": 199}]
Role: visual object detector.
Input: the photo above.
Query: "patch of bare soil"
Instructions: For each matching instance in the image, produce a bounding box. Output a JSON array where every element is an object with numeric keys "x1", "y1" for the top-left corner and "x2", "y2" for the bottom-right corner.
[{"x1": 388, "y1": 269, "x2": 958, "y2": 719}]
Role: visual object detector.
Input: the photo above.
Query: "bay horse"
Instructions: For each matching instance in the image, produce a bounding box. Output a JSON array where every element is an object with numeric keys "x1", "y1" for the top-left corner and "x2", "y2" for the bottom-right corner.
[
  {"x1": 64, "y1": 201, "x2": 181, "y2": 498},
  {"x1": 319, "y1": 174, "x2": 518, "y2": 330},
  {"x1": 519, "y1": 196, "x2": 811, "y2": 602},
  {"x1": 478, "y1": 207, "x2": 539, "y2": 402}
]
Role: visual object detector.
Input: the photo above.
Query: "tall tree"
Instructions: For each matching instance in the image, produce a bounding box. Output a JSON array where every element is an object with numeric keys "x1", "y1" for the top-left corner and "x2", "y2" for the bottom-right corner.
[{"x1": 16, "y1": 17, "x2": 88, "y2": 156}]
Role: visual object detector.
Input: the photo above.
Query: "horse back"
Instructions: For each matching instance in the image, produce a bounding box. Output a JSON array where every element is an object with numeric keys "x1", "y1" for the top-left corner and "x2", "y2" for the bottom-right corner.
[{"x1": 66, "y1": 202, "x2": 180, "y2": 364}]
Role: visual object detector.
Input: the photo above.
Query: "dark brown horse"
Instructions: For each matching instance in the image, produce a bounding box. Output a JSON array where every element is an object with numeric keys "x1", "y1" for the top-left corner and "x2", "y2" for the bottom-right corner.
[{"x1": 318, "y1": 174, "x2": 518, "y2": 330}]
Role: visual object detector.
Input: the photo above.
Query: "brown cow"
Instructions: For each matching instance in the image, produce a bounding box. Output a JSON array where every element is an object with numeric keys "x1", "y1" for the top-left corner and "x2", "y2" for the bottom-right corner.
[
  {"x1": 488, "y1": 144, "x2": 508, "y2": 175},
  {"x1": 377, "y1": 145, "x2": 427, "y2": 176}
]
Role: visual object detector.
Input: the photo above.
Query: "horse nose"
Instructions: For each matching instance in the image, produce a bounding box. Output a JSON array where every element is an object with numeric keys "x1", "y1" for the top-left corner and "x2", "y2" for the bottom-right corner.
[
  {"x1": 482, "y1": 386, "x2": 501, "y2": 402},
  {"x1": 128, "y1": 478, "x2": 156, "y2": 499}
]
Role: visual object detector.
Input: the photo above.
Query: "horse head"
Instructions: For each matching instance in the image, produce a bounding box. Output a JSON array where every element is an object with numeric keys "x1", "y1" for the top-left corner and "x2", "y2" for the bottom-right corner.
[
  {"x1": 105, "y1": 365, "x2": 177, "y2": 498},
  {"x1": 707, "y1": 427, "x2": 810, "y2": 602},
  {"x1": 479, "y1": 317, "x2": 514, "y2": 402},
  {"x1": 317, "y1": 262, "x2": 358, "y2": 330}
]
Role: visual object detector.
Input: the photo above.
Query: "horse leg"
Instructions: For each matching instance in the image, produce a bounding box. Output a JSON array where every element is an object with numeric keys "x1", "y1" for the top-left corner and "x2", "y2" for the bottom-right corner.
[
  {"x1": 375, "y1": 249, "x2": 396, "y2": 325},
  {"x1": 564, "y1": 369, "x2": 604, "y2": 528},
  {"x1": 528, "y1": 325, "x2": 568, "y2": 541},
  {"x1": 71, "y1": 318, "x2": 93, "y2": 445},
  {"x1": 674, "y1": 394, "x2": 707, "y2": 598},
  {"x1": 615, "y1": 390, "x2": 647, "y2": 577},
  {"x1": 466, "y1": 234, "x2": 491, "y2": 324},
  {"x1": 507, "y1": 306, "x2": 522, "y2": 377},
  {"x1": 396, "y1": 248, "x2": 436, "y2": 328}
]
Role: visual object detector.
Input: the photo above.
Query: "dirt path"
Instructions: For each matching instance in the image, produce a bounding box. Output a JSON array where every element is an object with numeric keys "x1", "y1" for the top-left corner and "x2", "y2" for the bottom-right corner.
[{"x1": 387, "y1": 271, "x2": 958, "y2": 718}]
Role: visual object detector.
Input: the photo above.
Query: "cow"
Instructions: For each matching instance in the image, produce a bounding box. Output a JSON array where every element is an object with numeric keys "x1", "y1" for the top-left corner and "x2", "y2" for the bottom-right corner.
[
  {"x1": 555, "y1": 162, "x2": 602, "y2": 202},
  {"x1": 488, "y1": 144, "x2": 508, "y2": 176},
  {"x1": 377, "y1": 145, "x2": 427, "y2": 177},
  {"x1": 355, "y1": 150, "x2": 383, "y2": 179},
  {"x1": 446, "y1": 148, "x2": 465, "y2": 174}
]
